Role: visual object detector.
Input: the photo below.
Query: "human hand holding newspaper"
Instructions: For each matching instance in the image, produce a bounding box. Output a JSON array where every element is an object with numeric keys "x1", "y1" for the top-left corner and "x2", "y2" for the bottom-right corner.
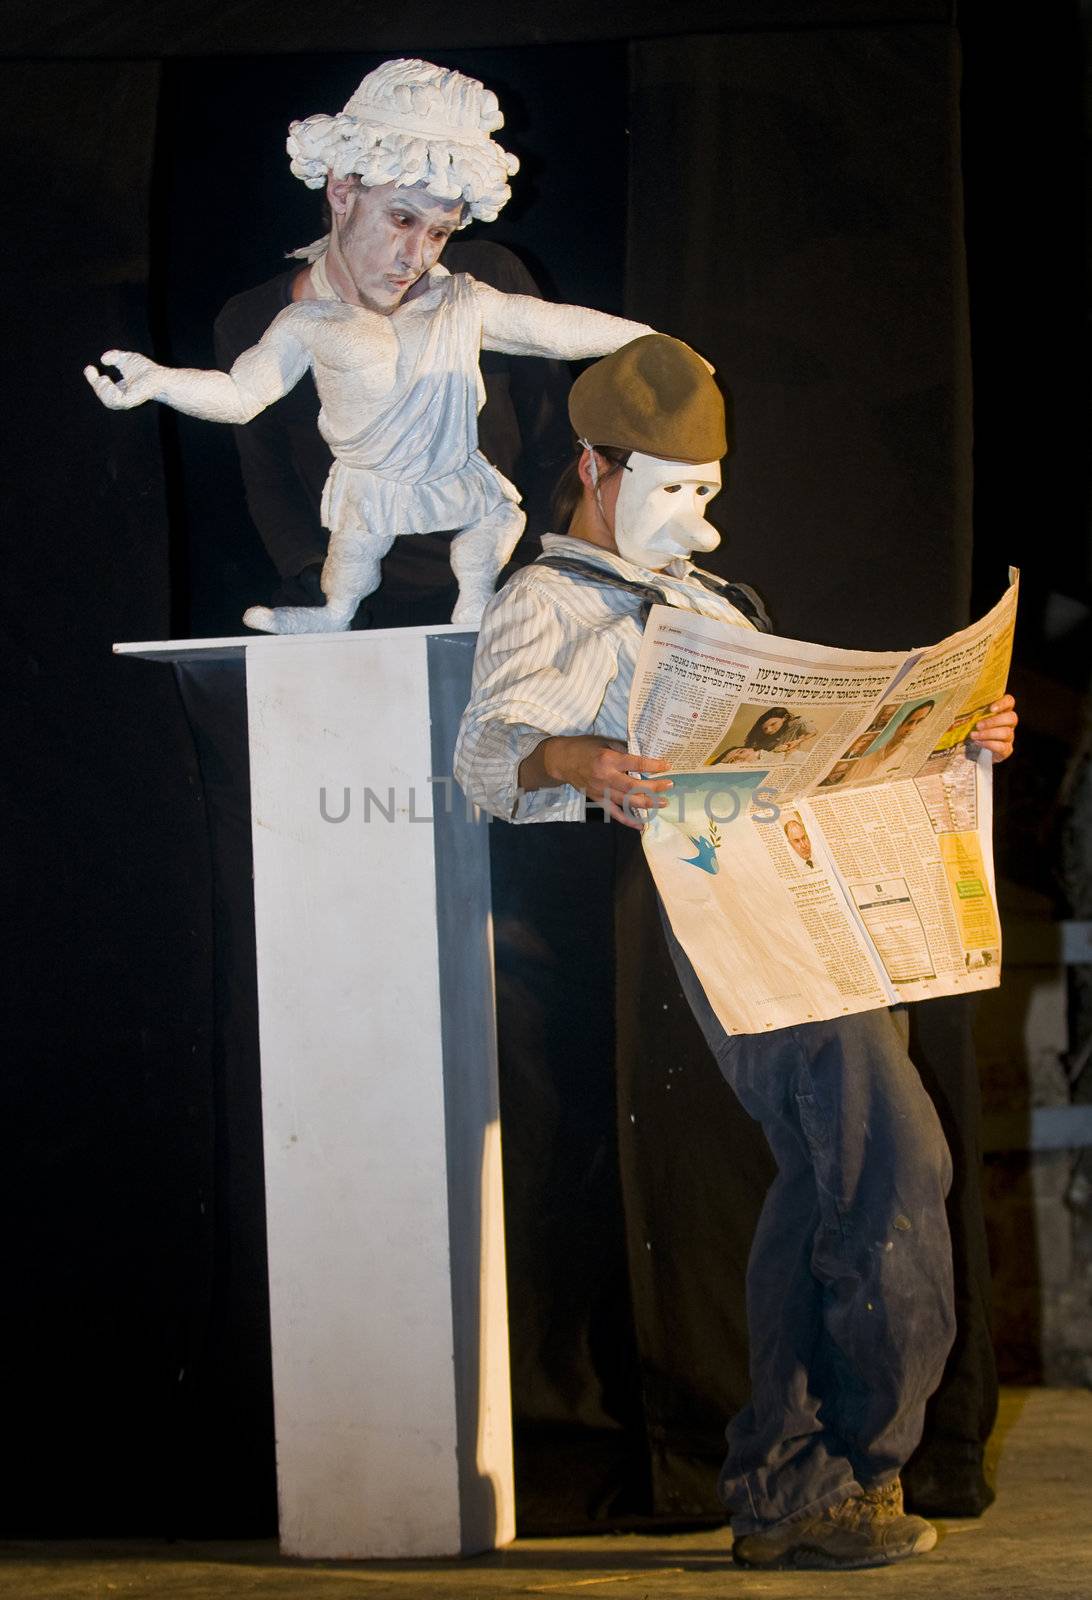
[
  {"x1": 968, "y1": 695, "x2": 1017, "y2": 761},
  {"x1": 518, "y1": 735, "x2": 671, "y2": 829}
]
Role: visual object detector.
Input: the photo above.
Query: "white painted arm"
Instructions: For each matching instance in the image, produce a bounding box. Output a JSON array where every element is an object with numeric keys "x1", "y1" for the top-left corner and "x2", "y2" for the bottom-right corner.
[
  {"x1": 83, "y1": 312, "x2": 312, "y2": 424},
  {"x1": 474, "y1": 280, "x2": 655, "y2": 360}
]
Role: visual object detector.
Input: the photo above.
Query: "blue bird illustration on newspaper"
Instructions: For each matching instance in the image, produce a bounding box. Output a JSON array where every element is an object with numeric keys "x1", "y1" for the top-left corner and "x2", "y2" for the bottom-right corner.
[
  {"x1": 681, "y1": 824, "x2": 722, "y2": 876},
  {"x1": 654, "y1": 773, "x2": 764, "y2": 878}
]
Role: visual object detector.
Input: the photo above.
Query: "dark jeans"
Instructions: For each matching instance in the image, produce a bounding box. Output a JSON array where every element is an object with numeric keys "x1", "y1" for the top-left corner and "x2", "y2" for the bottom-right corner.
[{"x1": 662, "y1": 915, "x2": 956, "y2": 1533}]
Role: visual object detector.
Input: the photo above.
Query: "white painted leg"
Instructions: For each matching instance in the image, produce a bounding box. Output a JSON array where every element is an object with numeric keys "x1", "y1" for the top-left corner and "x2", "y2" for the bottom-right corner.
[
  {"x1": 449, "y1": 502, "x2": 526, "y2": 625},
  {"x1": 243, "y1": 529, "x2": 394, "y2": 635}
]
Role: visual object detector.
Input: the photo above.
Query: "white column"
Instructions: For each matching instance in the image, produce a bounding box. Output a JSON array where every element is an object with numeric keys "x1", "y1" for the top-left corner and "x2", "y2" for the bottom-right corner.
[{"x1": 116, "y1": 627, "x2": 514, "y2": 1559}]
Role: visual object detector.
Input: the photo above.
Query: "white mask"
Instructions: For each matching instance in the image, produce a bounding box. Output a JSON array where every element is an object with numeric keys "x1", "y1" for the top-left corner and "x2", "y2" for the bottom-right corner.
[{"x1": 612, "y1": 452, "x2": 722, "y2": 570}]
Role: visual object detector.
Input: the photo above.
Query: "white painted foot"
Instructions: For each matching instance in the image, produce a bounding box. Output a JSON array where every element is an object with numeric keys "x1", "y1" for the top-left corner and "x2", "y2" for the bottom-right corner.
[
  {"x1": 243, "y1": 604, "x2": 352, "y2": 636},
  {"x1": 243, "y1": 606, "x2": 278, "y2": 633}
]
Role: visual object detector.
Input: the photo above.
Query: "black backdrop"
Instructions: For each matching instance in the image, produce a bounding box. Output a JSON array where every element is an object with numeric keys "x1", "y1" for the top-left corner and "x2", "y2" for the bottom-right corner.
[{"x1": 3, "y1": 0, "x2": 1086, "y2": 1538}]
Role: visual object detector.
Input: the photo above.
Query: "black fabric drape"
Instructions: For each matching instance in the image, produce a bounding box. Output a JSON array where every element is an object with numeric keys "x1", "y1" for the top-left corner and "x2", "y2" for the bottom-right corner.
[
  {"x1": 1, "y1": 63, "x2": 217, "y2": 1531},
  {"x1": 625, "y1": 25, "x2": 973, "y2": 649},
  {"x1": 614, "y1": 23, "x2": 992, "y2": 1519},
  {"x1": 168, "y1": 663, "x2": 277, "y2": 1533},
  {"x1": 5, "y1": 23, "x2": 995, "y2": 1535},
  {"x1": 904, "y1": 997, "x2": 999, "y2": 1474},
  {"x1": 3, "y1": 1, "x2": 953, "y2": 58},
  {"x1": 612, "y1": 828, "x2": 773, "y2": 1518}
]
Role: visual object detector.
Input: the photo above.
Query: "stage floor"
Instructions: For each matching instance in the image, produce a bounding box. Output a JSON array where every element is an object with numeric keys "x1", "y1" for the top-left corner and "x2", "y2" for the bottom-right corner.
[{"x1": 2, "y1": 1388, "x2": 1089, "y2": 1599}]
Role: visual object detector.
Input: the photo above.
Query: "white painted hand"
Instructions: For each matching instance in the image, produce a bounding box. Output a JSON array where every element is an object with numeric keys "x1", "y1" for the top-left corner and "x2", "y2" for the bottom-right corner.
[{"x1": 83, "y1": 349, "x2": 162, "y2": 409}]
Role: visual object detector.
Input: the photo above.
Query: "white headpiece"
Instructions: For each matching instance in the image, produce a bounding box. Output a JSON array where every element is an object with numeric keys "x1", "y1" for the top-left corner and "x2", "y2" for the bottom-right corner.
[{"x1": 286, "y1": 58, "x2": 519, "y2": 226}]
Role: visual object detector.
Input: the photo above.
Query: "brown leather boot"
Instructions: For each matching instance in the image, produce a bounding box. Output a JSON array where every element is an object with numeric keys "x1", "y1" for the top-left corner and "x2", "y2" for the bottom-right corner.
[{"x1": 732, "y1": 1490, "x2": 938, "y2": 1570}]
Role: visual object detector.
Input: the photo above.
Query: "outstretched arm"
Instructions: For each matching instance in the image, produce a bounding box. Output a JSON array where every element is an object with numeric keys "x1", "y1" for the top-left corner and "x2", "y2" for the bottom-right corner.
[
  {"x1": 474, "y1": 280, "x2": 655, "y2": 361},
  {"x1": 84, "y1": 314, "x2": 312, "y2": 425}
]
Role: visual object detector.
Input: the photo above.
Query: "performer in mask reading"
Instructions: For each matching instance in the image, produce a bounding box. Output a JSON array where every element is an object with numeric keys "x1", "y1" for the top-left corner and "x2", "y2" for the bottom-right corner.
[{"x1": 455, "y1": 334, "x2": 1018, "y2": 1572}]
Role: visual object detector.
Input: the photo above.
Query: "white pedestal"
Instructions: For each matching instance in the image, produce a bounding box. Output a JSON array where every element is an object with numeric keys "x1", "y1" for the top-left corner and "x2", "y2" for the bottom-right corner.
[{"x1": 116, "y1": 626, "x2": 514, "y2": 1558}]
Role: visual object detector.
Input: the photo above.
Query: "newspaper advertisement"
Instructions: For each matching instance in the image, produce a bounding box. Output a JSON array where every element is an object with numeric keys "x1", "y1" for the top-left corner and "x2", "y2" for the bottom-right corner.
[{"x1": 630, "y1": 574, "x2": 1018, "y2": 1036}]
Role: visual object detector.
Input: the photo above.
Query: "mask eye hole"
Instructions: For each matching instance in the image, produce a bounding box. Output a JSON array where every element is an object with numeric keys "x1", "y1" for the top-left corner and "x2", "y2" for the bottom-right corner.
[
  {"x1": 696, "y1": 486, "x2": 712, "y2": 497},
  {"x1": 662, "y1": 484, "x2": 682, "y2": 494}
]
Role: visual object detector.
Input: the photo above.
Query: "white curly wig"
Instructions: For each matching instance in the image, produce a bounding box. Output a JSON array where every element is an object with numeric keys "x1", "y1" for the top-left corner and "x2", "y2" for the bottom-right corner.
[{"x1": 287, "y1": 58, "x2": 520, "y2": 226}]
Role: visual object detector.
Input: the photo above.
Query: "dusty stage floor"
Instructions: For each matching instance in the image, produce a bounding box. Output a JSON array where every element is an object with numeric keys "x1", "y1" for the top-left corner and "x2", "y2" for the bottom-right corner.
[{"x1": 2, "y1": 1389, "x2": 1089, "y2": 1600}]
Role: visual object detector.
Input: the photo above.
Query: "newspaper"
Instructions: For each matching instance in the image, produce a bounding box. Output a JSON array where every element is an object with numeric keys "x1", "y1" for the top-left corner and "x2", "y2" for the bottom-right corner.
[{"x1": 630, "y1": 573, "x2": 1018, "y2": 1036}]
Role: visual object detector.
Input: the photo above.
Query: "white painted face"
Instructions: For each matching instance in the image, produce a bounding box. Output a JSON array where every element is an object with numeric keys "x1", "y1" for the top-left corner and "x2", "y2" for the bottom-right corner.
[
  {"x1": 613, "y1": 452, "x2": 722, "y2": 569},
  {"x1": 328, "y1": 179, "x2": 463, "y2": 314}
]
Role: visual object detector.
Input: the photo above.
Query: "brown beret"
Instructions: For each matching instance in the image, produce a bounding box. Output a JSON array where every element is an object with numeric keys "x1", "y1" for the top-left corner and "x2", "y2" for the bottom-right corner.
[{"x1": 568, "y1": 334, "x2": 727, "y2": 463}]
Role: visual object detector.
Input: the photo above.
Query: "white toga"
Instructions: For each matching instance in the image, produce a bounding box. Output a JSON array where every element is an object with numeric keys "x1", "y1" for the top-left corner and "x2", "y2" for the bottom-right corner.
[{"x1": 317, "y1": 268, "x2": 525, "y2": 537}]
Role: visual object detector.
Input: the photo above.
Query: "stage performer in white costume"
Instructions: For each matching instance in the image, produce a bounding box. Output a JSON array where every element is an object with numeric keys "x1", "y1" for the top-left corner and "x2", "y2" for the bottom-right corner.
[{"x1": 84, "y1": 57, "x2": 655, "y2": 632}]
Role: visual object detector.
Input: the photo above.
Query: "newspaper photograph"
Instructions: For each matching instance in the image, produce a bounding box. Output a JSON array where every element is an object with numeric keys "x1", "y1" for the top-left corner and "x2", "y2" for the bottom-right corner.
[{"x1": 631, "y1": 573, "x2": 1018, "y2": 1036}]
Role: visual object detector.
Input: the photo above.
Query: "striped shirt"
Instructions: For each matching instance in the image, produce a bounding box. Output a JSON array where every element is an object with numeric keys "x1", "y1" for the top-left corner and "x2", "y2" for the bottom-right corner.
[{"x1": 454, "y1": 532, "x2": 758, "y2": 823}]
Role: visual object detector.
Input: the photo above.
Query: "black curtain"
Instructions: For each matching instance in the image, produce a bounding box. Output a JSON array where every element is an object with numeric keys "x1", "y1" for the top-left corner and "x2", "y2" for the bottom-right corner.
[
  {"x1": 3, "y1": 12, "x2": 1028, "y2": 1537},
  {"x1": 626, "y1": 25, "x2": 972, "y2": 649},
  {"x1": 1, "y1": 63, "x2": 217, "y2": 1531},
  {"x1": 157, "y1": 43, "x2": 643, "y2": 1536},
  {"x1": 610, "y1": 22, "x2": 988, "y2": 1515}
]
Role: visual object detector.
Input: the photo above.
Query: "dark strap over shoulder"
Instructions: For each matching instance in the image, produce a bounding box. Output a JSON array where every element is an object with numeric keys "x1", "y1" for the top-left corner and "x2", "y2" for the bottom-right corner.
[{"x1": 532, "y1": 553, "x2": 772, "y2": 633}]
